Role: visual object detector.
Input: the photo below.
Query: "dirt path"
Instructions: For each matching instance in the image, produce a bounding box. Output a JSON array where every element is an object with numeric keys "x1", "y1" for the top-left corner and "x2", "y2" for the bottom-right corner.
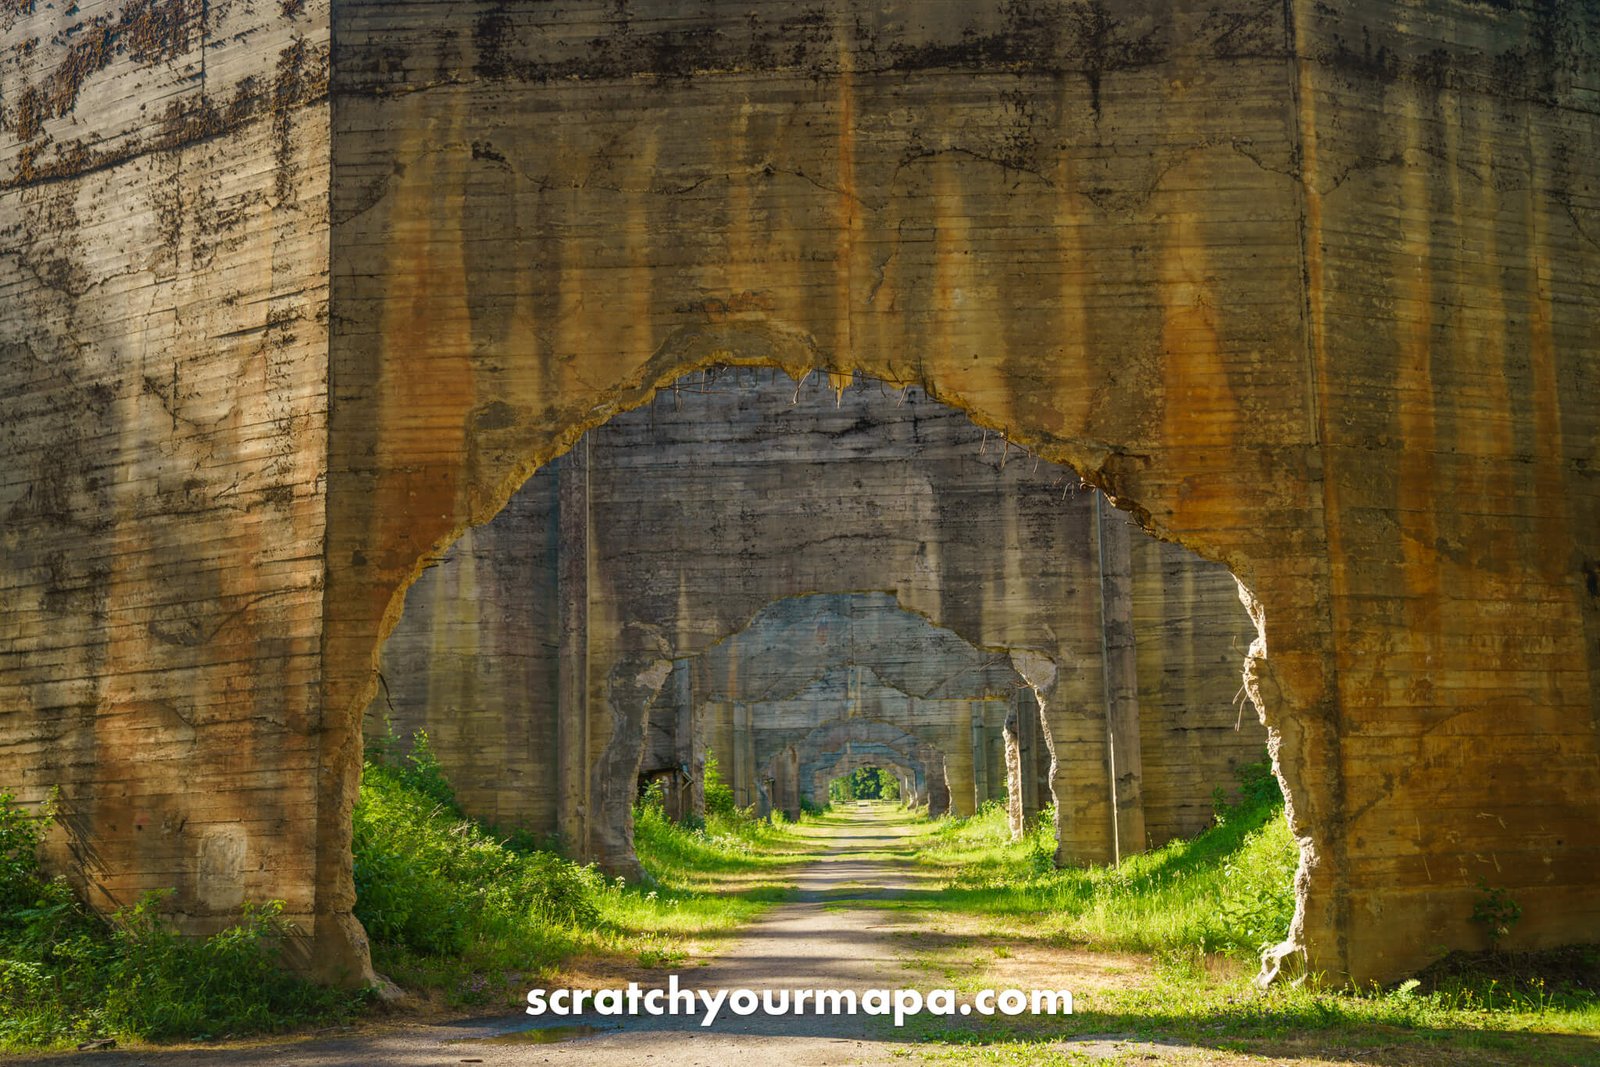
[
  {"x1": 18, "y1": 807, "x2": 1556, "y2": 1066},
  {"x1": 18, "y1": 805, "x2": 946, "y2": 1067}
]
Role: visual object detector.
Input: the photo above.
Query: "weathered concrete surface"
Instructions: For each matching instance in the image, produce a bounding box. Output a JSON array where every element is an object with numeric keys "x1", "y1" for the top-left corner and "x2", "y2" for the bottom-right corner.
[
  {"x1": 2, "y1": 0, "x2": 1597, "y2": 989},
  {"x1": 0, "y1": 0, "x2": 336, "y2": 961}
]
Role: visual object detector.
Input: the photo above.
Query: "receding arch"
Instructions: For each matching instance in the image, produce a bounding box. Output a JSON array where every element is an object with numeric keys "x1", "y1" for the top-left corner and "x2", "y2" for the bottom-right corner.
[
  {"x1": 344, "y1": 362, "x2": 1287, "y2": 987},
  {"x1": 780, "y1": 717, "x2": 949, "y2": 818}
]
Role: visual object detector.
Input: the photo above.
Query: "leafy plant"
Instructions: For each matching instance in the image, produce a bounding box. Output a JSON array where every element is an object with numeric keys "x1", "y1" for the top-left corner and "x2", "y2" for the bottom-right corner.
[
  {"x1": 1213, "y1": 753, "x2": 1283, "y2": 825},
  {"x1": 352, "y1": 759, "x2": 602, "y2": 963},
  {"x1": 1471, "y1": 880, "x2": 1522, "y2": 952},
  {"x1": 828, "y1": 765, "x2": 898, "y2": 803},
  {"x1": 702, "y1": 750, "x2": 737, "y2": 817}
]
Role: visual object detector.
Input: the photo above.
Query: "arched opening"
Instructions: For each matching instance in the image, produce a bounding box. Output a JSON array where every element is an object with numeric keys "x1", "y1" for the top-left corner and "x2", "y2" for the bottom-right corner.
[
  {"x1": 822, "y1": 759, "x2": 911, "y2": 808},
  {"x1": 343, "y1": 363, "x2": 1291, "y2": 986},
  {"x1": 766, "y1": 713, "x2": 953, "y2": 820}
]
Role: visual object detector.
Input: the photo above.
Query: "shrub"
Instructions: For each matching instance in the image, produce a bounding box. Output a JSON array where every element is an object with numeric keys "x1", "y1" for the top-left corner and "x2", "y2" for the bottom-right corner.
[
  {"x1": 0, "y1": 792, "x2": 355, "y2": 1049},
  {"x1": 348, "y1": 744, "x2": 615, "y2": 1005},
  {"x1": 914, "y1": 753, "x2": 1299, "y2": 961},
  {"x1": 352, "y1": 758, "x2": 603, "y2": 963},
  {"x1": 702, "y1": 751, "x2": 737, "y2": 817}
]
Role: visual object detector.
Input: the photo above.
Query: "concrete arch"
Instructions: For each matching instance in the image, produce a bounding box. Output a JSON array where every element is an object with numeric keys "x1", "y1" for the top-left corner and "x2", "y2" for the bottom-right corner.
[
  {"x1": 686, "y1": 593, "x2": 1038, "y2": 827},
  {"x1": 3, "y1": 0, "x2": 1594, "y2": 996},
  {"x1": 373, "y1": 373, "x2": 1260, "y2": 890},
  {"x1": 806, "y1": 748, "x2": 931, "y2": 813},
  {"x1": 694, "y1": 593, "x2": 1030, "y2": 707},
  {"x1": 787, "y1": 716, "x2": 934, "y2": 799},
  {"x1": 754, "y1": 698, "x2": 987, "y2": 816},
  {"x1": 765, "y1": 717, "x2": 951, "y2": 819}
]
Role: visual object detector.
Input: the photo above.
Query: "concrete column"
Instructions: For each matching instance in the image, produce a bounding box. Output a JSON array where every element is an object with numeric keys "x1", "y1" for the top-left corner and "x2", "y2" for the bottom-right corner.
[
  {"x1": 741, "y1": 705, "x2": 757, "y2": 812},
  {"x1": 757, "y1": 778, "x2": 773, "y2": 818},
  {"x1": 766, "y1": 745, "x2": 794, "y2": 820},
  {"x1": 927, "y1": 755, "x2": 952, "y2": 817},
  {"x1": 986, "y1": 713, "x2": 1007, "y2": 806},
  {"x1": 1023, "y1": 687, "x2": 1051, "y2": 818},
  {"x1": 1004, "y1": 700, "x2": 1025, "y2": 838},
  {"x1": 1097, "y1": 493, "x2": 1147, "y2": 862},
  {"x1": 731, "y1": 701, "x2": 750, "y2": 808},
  {"x1": 556, "y1": 440, "x2": 590, "y2": 854},
  {"x1": 969, "y1": 702, "x2": 989, "y2": 813},
  {"x1": 671, "y1": 659, "x2": 700, "y2": 821},
  {"x1": 944, "y1": 733, "x2": 974, "y2": 817},
  {"x1": 781, "y1": 746, "x2": 801, "y2": 820}
]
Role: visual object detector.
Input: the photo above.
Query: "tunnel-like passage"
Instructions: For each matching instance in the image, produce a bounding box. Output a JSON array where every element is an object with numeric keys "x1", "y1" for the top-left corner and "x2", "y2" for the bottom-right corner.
[
  {"x1": 656, "y1": 593, "x2": 1034, "y2": 825},
  {"x1": 368, "y1": 369, "x2": 1267, "y2": 885},
  {"x1": 786, "y1": 719, "x2": 948, "y2": 818}
]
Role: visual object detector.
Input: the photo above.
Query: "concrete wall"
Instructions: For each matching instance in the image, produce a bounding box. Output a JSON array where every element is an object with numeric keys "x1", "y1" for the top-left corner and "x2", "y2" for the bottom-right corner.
[
  {"x1": 2, "y1": 0, "x2": 1595, "y2": 987},
  {"x1": 0, "y1": 0, "x2": 334, "y2": 959},
  {"x1": 365, "y1": 471, "x2": 561, "y2": 835}
]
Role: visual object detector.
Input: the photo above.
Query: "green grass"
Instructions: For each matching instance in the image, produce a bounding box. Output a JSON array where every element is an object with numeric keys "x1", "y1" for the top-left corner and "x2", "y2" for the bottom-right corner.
[
  {"x1": 875, "y1": 764, "x2": 1600, "y2": 1065},
  {"x1": 598, "y1": 801, "x2": 810, "y2": 963},
  {"x1": 0, "y1": 793, "x2": 358, "y2": 1051},
  {"x1": 912, "y1": 790, "x2": 1295, "y2": 959},
  {"x1": 0, "y1": 738, "x2": 815, "y2": 1047},
  {"x1": 896, "y1": 960, "x2": 1600, "y2": 1066},
  {"x1": 351, "y1": 757, "x2": 598, "y2": 999},
  {"x1": 352, "y1": 738, "x2": 810, "y2": 1007}
]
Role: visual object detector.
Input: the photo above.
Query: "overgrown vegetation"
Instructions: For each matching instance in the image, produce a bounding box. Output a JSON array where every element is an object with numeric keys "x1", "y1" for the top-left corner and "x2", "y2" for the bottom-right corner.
[
  {"x1": 701, "y1": 749, "x2": 737, "y2": 818},
  {"x1": 909, "y1": 757, "x2": 1297, "y2": 958},
  {"x1": 0, "y1": 734, "x2": 816, "y2": 1049},
  {"x1": 351, "y1": 734, "x2": 807, "y2": 1007},
  {"x1": 887, "y1": 756, "x2": 1600, "y2": 1064},
  {"x1": 0, "y1": 792, "x2": 358, "y2": 1051},
  {"x1": 352, "y1": 733, "x2": 601, "y2": 991},
  {"x1": 899, "y1": 929, "x2": 1600, "y2": 1066}
]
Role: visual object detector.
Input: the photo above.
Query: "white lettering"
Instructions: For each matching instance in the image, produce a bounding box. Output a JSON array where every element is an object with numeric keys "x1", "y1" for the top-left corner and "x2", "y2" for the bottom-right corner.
[
  {"x1": 698, "y1": 988, "x2": 729, "y2": 1027},
  {"x1": 893, "y1": 988, "x2": 923, "y2": 1026}
]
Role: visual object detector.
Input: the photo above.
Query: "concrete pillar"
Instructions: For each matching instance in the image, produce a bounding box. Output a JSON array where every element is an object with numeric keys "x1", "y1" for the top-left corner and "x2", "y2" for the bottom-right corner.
[
  {"x1": 927, "y1": 755, "x2": 952, "y2": 817},
  {"x1": 970, "y1": 702, "x2": 989, "y2": 813},
  {"x1": 671, "y1": 659, "x2": 700, "y2": 821},
  {"x1": 1023, "y1": 687, "x2": 1052, "y2": 821},
  {"x1": 757, "y1": 777, "x2": 773, "y2": 818},
  {"x1": 770, "y1": 745, "x2": 800, "y2": 820},
  {"x1": 1004, "y1": 700, "x2": 1025, "y2": 838},
  {"x1": 556, "y1": 441, "x2": 590, "y2": 854},
  {"x1": 741, "y1": 705, "x2": 757, "y2": 812},
  {"x1": 986, "y1": 712, "x2": 1007, "y2": 806},
  {"x1": 1097, "y1": 493, "x2": 1147, "y2": 862},
  {"x1": 732, "y1": 701, "x2": 751, "y2": 808}
]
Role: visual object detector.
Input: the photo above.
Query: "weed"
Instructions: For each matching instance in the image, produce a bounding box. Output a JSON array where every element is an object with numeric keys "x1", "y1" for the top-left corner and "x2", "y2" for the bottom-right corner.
[
  {"x1": 908, "y1": 760, "x2": 1297, "y2": 960},
  {"x1": 1472, "y1": 880, "x2": 1524, "y2": 952}
]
